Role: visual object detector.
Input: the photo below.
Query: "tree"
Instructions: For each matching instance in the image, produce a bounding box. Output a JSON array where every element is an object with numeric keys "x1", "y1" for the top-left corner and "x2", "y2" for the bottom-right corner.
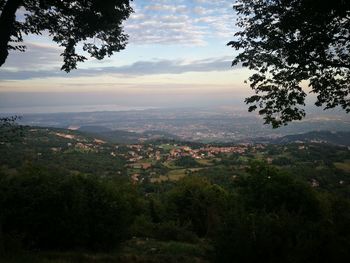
[
  {"x1": 0, "y1": 169, "x2": 137, "y2": 251},
  {"x1": 229, "y1": 0, "x2": 350, "y2": 128},
  {"x1": 0, "y1": 0, "x2": 133, "y2": 72},
  {"x1": 166, "y1": 177, "x2": 228, "y2": 237},
  {"x1": 0, "y1": 116, "x2": 23, "y2": 142},
  {"x1": 214, "y1": 162, "x2": 350, "y2": 263}
]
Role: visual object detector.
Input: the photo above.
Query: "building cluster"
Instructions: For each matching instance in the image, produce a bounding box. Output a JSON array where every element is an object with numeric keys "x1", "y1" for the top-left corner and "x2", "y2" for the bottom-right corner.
[
  {"x1": 51, "y1": 131, "x2": 252, "y2": 166},
  {"x1": 52, "y1": 132, "x2": 105, "y2": 153},
  {"x1": 118, "y1": 143, "x2": 251, "y2": 166},
  {"x1": 167, "y1": 145, "x2": 248, "y2": 160}
]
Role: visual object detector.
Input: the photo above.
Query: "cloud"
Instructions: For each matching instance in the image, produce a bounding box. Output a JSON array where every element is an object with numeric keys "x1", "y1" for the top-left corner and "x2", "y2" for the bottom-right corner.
[
  {"x1": 195, "y1": 0, "x2": 229, "y2": 4},
  {"x1": 145, "y1": 4, "x2": 187, "y2": 13},
  {"x1": 3, "y1": 42, "x2": 62, "y2": 70},
  {"x1": 0, "y1": 56, "x2": 235, "y2": 80},
  {"x1": 0, "y1": 0, "x2": 238, "y2": 79},
  {"x1": 125, "y1": 9, "x2": 206, "y2": 46},
  {"x1": 124, "y1": 0, "x2": 236, "y2": 46}
]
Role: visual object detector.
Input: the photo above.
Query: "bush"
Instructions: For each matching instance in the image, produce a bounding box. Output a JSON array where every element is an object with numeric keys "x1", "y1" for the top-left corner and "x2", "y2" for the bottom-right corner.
[
  {"x1": 0, "y1": 168, "x2": 136, "y2": 252},
  {"x1": 214, "y1": 162, "x2": 350, "y2": 263},
  {"x1": 154, "y1": 221, "x2": 198, "y2": 243},
  {"x1": 165, "y1": 177, "x2": 228, "y2": 237}
]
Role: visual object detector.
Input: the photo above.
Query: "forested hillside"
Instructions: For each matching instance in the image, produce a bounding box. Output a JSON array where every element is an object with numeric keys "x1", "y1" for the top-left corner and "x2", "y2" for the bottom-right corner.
[{"x1": 1, "y1": 126, "x2": 350, "y2": 262}]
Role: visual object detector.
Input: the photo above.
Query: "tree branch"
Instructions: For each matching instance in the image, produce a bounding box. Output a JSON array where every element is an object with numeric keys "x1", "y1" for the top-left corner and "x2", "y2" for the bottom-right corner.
[{"x1": 0, "y1": 0, "x2": 22, "y2": 67}]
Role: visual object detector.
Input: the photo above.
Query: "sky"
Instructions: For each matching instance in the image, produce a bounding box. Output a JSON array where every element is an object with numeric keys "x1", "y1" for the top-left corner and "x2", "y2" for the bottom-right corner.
[{"x1": 0, "y1": 0, "x2": 254, "y2": 112}]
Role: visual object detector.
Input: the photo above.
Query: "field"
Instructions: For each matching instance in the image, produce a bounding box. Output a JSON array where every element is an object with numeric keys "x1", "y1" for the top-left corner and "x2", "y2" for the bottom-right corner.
[
  {"x1": 1, "y1": 239, "x2": 212, "y2": 263},
  {"x1": 151, "y1": 168, "x2": 204, "y2": 183},
  {"x1": 334, "y1": 160, "x2": 350, "y2": 172}
]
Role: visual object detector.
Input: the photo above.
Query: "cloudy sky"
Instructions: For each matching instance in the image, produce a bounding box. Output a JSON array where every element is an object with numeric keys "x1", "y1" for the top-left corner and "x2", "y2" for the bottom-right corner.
[{"x1": 0, "y1": 0, "x2": 253, "y2": 112}]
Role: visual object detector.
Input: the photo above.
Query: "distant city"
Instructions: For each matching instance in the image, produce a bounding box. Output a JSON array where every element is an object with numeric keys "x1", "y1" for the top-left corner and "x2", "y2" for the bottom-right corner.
[{"x1": 4, "y1": 106, "x2": 350, "y2": 143}]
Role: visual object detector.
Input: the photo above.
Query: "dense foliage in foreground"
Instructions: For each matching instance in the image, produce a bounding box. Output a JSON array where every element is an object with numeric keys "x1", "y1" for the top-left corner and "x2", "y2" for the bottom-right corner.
[
  {"x1": 0, "y1": 168, "x2": 137, "y2": 252},
  {"x1": 1, "y1": 161, "x2": 350, "y2": 262}
]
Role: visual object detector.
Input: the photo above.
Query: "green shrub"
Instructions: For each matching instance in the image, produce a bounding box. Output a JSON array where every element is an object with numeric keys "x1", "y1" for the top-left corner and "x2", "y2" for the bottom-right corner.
[{"x1": 0, "y1": 168, "x2": 136, "y2": 251}]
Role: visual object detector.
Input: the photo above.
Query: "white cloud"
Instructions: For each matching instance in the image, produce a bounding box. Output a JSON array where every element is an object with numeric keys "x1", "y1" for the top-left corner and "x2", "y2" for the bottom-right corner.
[
  {"x1": 125, "y1": 12, "x2": 206, "y2": 46},
  {"x1": 2, "y1": 1, "x2": 238, "y2": 76},
  {"x1": 145, "y1": 4, "x2": 188, "y2": 13},
  {"x1": 0, "y1": 56, "x2": 235, "y2": 80},
  {"x1": 3, "y1": 42, "x2": 63, "y2": 71},
  {"x1": 124, "y1": 0, "x2": 236, "y2": 46},
  {"x1": 193, "y1": 7, "x2": 212, "y2": 15}
]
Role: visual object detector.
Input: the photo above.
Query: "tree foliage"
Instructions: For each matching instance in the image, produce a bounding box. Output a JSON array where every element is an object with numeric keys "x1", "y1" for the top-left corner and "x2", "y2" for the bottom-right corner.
[
  {"x1": 0, "y1": 159, "x2": 350, "y2": 261},
  {"x1": 215, "y1": 161, "x2": 350, "y2": 263},
  {"x1": 0, "y1": 168, "x2": 137, "y2": 251},
  {"x1": 229, "y1": 0, "x2": 350, "y2": 127},
  {"x1": 0, "y1": 0, "x2": 133, "y2": 72},
  {"x1": 166, "y1": 177, "x2": 228, "y2": 237},
  {"x1": 0, "y1": 116, "x2": 23, "y2": 142}
]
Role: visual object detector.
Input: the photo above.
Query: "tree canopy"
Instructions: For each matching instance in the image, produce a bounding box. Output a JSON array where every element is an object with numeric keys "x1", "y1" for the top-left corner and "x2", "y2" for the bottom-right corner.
[
  {"x1": 229, "y1": 0, "x2": 350, "y2": 127},
  {"x1": 0, "y1": 0, "x2": 133, "y2": 72}
]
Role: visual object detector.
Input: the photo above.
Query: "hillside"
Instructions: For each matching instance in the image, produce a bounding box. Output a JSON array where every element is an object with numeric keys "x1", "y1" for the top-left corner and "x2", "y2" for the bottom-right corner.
[
  {"x1": 273, "y1": 131, "x2": 350, "y2": 146},
  {"x1": 1, "y1": 126, "x2": 350, "y2": 190},
  {"x1": 0, "y1": 126, "x2": 127, "y2": 177},
  {"x1": 1, "y1": 126, "x2": 350, "y2": 263},
  {"x1": 77, "y1": 125, "x2": 180, "y2": 144}
]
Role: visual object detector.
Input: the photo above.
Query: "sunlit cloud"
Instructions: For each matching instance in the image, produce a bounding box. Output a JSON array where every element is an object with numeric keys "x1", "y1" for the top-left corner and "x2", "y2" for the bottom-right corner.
[
  {"x1": 124, "y1": 0, "x2": 236, "y2": 46},
  {"x1": 0, "y1": 56, "x2": 236, "y2": 80},
  {"x1": 3, "y1": 42, "x2": 62, "y2": 71}
]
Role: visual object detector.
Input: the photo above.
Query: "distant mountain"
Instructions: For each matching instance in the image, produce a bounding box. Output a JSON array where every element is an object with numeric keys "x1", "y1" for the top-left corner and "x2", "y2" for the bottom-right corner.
[
  {"x1": 78, "y1": 128, "x2": 350, "y2": 146},
  {"x1": 78, "y1": 126, "x2": 179, "y2": 144},
  {"x1": 78, "y1": 125, "x2": 112, "y2": 133},
  {"x1": 81, "y1": 130, "x2": 142, "y2": 144},
  {"x1": 271, "y1": 131, "x2": 350, "y2": 146},
  {"x1": 142, "y1": 130, "x2": 180, "y2": 141}
]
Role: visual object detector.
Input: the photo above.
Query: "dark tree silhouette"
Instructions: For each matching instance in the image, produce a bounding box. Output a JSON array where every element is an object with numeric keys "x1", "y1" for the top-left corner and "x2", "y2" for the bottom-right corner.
[
  {"x1": 229, "y1": 0, "x2": 350, "y2": 128},
  {"x1": 0, "y1": 0, "x2": 133, "y2": 72},
  {"x1": 0, "y1": 116, "x2": 23, "y2": 142}
]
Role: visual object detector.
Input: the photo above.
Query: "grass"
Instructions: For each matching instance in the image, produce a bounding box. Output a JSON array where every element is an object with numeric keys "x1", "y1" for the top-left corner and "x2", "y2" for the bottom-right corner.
[
  {"x1": 237, "y1": 156, "x2": 249, "y2": 163},
  {"x1": 334, "y1": 160, "x2": 350, "y2": 172},
  {"x1": 167, "y1": 169, "x2": 188, "y2": 180},
  {"x1": 1, "y1": 239, "x2": 212, "y2": 263},
  {"x1": 196, "y1": 159, "x2": 213, "y2": 166},
  {"x1": 150, "y1": 169, "x2": 188, "y2": 183},
  {"x1": 151, "y1": 168, "x2": 204, "y2": 183},
  {"x1": 159, "y1": 144, "x2": 177, "y2": 152},
  {"x1": 140, "y1": 159, "x2": 154, "y2": 164},
  {"x1": 117, "y1": 238, "x2": 212, "y2": 263},
  {"x1": 127, "y1": 168, "x2": 142, "y2": 175},
  {"x1": 163, "y1": 161, "x2": 180, "y2": 169},
  {"x1": 151, "y1": 175, "x2": 169, "y2": 183},
  {"x1": 1, "y1": 251, "x2": 121, "y2": 263}
]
